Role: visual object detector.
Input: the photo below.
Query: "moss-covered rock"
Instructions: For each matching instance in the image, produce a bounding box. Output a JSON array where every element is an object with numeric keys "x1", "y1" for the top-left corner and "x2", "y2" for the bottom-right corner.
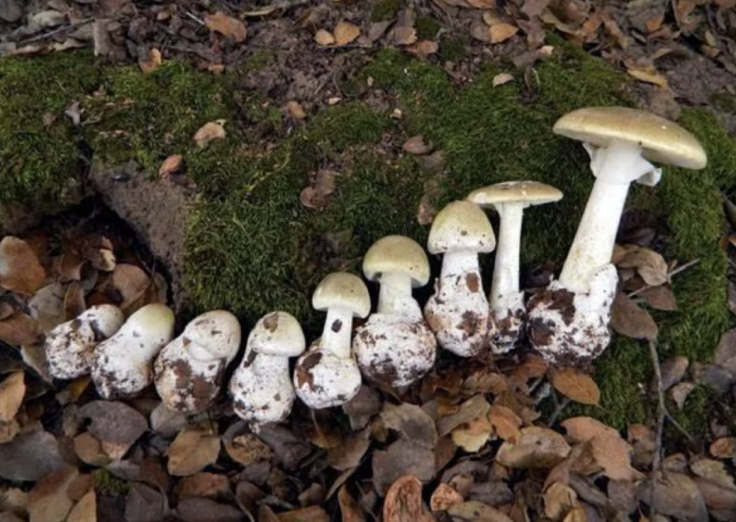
[{"x1": 1, "y1": 42, "x2": 734, "y2": 431}]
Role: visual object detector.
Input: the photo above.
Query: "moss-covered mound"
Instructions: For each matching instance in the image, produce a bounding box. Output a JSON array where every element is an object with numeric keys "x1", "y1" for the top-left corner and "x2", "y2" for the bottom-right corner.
[{"x1": 1, "y1": 44, "x2": 734, "y2": 429}]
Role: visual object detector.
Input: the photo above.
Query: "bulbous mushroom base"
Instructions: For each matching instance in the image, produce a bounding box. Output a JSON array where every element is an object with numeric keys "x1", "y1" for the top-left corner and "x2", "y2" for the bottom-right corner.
[
  {"x1": 353, "y1": 314, "x2": 437, "y2": 389},
  {"x1": 154, "y1": 339, "x2": 228, "y2": 414},
  {"x1": 229, "y1": 354, "x2": 295, "y2": 427},
  {"x1": 526, "y1": 264, "x2": 618, "y2": 366},
  {"x1": 489, "y1": 302, "x2": 525, "y2": 355},
  {"x1": 293, "y1": 341, "x2": 362, "y2": 409},
  {"x1": 424, "y1": 280, "x2": 491, "y2": 357},
  {"x1": 92, "y1": 350, "x2": 151, "y2": 400}
]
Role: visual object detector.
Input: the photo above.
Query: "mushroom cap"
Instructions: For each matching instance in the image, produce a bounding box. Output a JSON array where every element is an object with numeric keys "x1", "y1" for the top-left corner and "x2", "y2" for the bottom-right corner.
[
  {"x1": 553, "y1": 107, "x2": 707, "y2": 170},
  {"x1": 123, "y1": 303, "x2": 175, "y2": 344},
  {"x1": 183, "y1": 310, "x2": 242, "y2": 362},
  {"x1": 362, "y1": 235, "x2": 430, "y2": 287},
  {"x1": 248, "y1": 311, "x2": 305, "y2": 357},
  {"x1": 427, "y1": 201, "x2": 496, "y2": 255},
  {"x1": 467, "y1": 181, "x2": 563, "y2": 209},
  {"x1": 312, "y1": 272, "x2": 371, "y2": 319}
]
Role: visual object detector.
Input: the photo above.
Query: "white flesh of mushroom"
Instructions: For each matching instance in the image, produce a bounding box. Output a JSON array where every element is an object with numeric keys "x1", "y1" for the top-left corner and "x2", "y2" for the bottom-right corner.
[
  {"x1": 92, "y1": 304, "x2": 174, "y2": 399},
  {"x1": 45, "y1": 304, "x2": 124, "y2": 380},
  {"x1": 155, "y1": 310, "x2": 241, "y2": 414},
  {"x1": 230, "y1": 312, "x2": 304, "y2": 426}
]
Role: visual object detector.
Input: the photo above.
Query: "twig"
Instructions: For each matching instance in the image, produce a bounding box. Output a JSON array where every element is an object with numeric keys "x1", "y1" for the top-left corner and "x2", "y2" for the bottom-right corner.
[
  {"x1": 628, "y1": 258, "x2": 700, "y2": 298},
  {"x1": 19, "y1": 17, "x2": 94, "y2": 45},
  {"x1": 648, "y1": 339, "x2": 666, "y2": 474},
  {"x1": 184, "y1": 11, "x2": 205, "y2": 26},
  {"x1": 548, "y1": 396, "x2": 571, "y2": 425}
]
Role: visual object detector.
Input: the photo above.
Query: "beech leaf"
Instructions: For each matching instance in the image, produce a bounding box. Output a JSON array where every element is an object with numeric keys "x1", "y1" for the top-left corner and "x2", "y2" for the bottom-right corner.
[
  {"x1": 0, "y1": 371, "x2": 25, "y2": 423},
  {"x1": 550, "y1": 367, "x2": 600, "y2": 406},
  {"x1": 204, "y1": 12, "x2": 247, "y2": 43},
  {"x1": 610, "y1": 291, "x2": 658, "y2": 340},
  {"x1": 0, "y1": 236, "x2": 46, "y2": 295}
]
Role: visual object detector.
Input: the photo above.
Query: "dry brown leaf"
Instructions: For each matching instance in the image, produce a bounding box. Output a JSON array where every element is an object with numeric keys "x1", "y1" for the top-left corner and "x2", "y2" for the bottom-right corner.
[
  {"x1": 642, "y1": 472, "x2": 708, "y2": 521},
  {"x1": 0, "y1": 372, "x2": 25, "y2": 423},
  {"x1": 74, "y1": 432, "x2": 110, "y2": 467},
  {"x1": 63, "y1": 281, "x2": 86, "y2": 321},
  {"x1": 287, "y1": 101, "x2": 307, "y2": 120},
  {"x1": 690, "y1": 457, "x2": 736, "y2": 490},
  {"x1": 492, "y1": 73, "x2": 515, "y2": 86},
  {"x1": 509, "y1": 354, "x2": 549, "y2": 382},
  {"x1": 488, "y1": 405, "x2": 522, "y2": 442},
  {"x1": 300, "y1": 169, "x2": 337, "y2": 211},
  {"x1": 544, "y1": 481, "x2": 579, "y2": 520},
  {"x1": 466, "y1": 0, "x2": 496, "y2": 7},
  {"x1": 610, "y1": 291, "x2": 658, "y2": 340},
  {"x1": 615, "y1": 245, "x2": 669, "y2": 286},
  {"x1": 451, "y1": 415, "x2": 493, "y2": 452},
  {"x1": 626, "y1": 64, "x2": 670, "y2": 89},
  {"x1": 658, "y1": 356, "x2": 689, "y2": 392},
  {"x1": 393, "y1": 26, "x2": 418, "y2": 46},
  {"x1": 694, "y1": 477, "x2": 736, "y2": 520},
  {"x1": 0, "y1": 236, "x2": 46, "y2": 295},
  {"x1": 159, "y1": 155, "x2": 183, "y2": 178},
  {"x1": 338, "y1": 485, "x2": 365, "y2": 522},
  {"x1": 108, "y1": 264, "x2": 149, "y2": 310},
  {"x1": 0, "y1": 312, "x2": 42, "y2": 346},
  {"x1": 204, "y1": 12, "x2": 247, "y2": 43},
  {"x1": 168, "y1": 426, "x2": 221, "y2": 477},
  {"x1": 490, "y1": 23, "x2": 519, "y2": 43},
  {"x1": 562, "y1": 507, "x2": 588, "y2": 522},
  {"x1": 315, "y1": 29, "x2": 335, "y2": 46},
  {"x1": 549, "y1": 367, "x2": 600, "y2": 406},
  {"x1": 430, "y1": 483, "x2": 463, "y2": 512},
  {"x1": 403, "y1": 136, "x2": 432, "y2": 155},
  {"x1": 447, "y1": 501, "x2": 514, "y2": 522},
  {"x1": 278, "y1": 506, "x2": 329, "y2": 522},
  {"x1": 28, "y1": 467, "x2": 80, "y2": 522},
  {"x1": 0, "y1": 418, "x2": 20, "y2": 443},
  {"x1": 710, "y1": 438, "x2": 736, "y2": 459},
  {"x1": 334, "y1": 21, "x2": 360, "y2": 46},
  {"x1": 470, "y1": 20, "x2": 493, "y2": 42},
  {"x1": 225, "y1": 433, "x2": 272, "y2": 466},
  {"x1": 383, "y1": 475, "x2": 433, "y2": 522},
  {"x1": 670, "y1": 381, "x2": 695, "y2": 410},
  {"x1": 495, "y1": 427, "x2": 570, "y2": 469},
  {"x1": 406, "y1": 40, "x2": 439, "y2": 59},
  {"x1": 639, "y1": 285, "x2": 677, "y2": 311},
  {"x1": 562, "y1": 417, "x2": 641, "y2": 481},
  {"x1": 175, "y1": 472, "x2": 230, "y2": 500},
  {"x1": 27, "y1": 282, "x2": 64, "y2": 333},
  {"x1": 326, "y1": 428, "x2": 370, "y2": 470},
  {"x1": 193, "y1": 120, "x2": 226, "y2": 148},
  {"x1": 67, "y1": 489, "x2": 96, "y2": 522},
  {"x1": 138, "y1": 48, "x2": 162, "y2": 74}
]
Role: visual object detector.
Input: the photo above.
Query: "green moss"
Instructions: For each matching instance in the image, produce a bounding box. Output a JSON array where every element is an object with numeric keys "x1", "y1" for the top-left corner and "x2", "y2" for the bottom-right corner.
[
  {"x1": 93, "y1": 468, "x2": 130, "y2": 496},
  {"x1": 0, "y1": 51, "x2": 102, "y2": 214},
  {"x1": 415, "y1": 15, "x2": 441, "y2": 40},
  {"x1": 371, "y1": 0, "x2": 401, "y2": 22},
  {"x1": 439, "y1": 36, "x2": 468, "y2": 63},
  {"x1": 245, "y1": 49, "x2": 277, "y2": 72},
  {"x1": 710, "y1": 92, "x2": 736, "y2": 114}
]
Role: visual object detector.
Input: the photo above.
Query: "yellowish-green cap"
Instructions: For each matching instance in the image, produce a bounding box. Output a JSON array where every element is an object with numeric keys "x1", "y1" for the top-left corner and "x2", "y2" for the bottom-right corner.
[
  {"x1": 362, "y1": 235, "x2": 430, "y2": 288},
  {"x1": 312, "y1": 272, "x2": 371, "y2": 318},
  {"x1": 427, "y1": 201, "x2": 496, "y2": 255}
]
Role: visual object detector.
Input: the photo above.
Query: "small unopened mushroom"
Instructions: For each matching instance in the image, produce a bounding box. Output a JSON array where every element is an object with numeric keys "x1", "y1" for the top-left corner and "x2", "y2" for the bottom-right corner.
[
  {"x1": 527, "y1": 107, "x2": 706, "y2": 364},
  {"x1": 423, "y1": 201, "x2": 496, "y2": 357},
  {"x1": 467, "y1": 181, "x2": 562, "y2": 352},
  {"x1": 352, "y1": 236, "x2": 437, "y2": 389},
  {"x1": 155, "y1": 310, "x2": 241, "y2": 414},
  {"x1": 91, "y1": 304, "x2": 175, "y2": 399},
  {"x1": 294, "y1": 272, "x2": 370, "y2": 409},
  {"x1": 229, "y1": 311, "x2": 305, "y2": 426},
  {"x1": 45, "y1": 304, "x2": 124, "y2": 380}
]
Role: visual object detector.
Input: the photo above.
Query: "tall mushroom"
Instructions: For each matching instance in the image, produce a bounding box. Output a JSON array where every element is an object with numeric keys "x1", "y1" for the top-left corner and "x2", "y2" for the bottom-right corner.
[
  {"x1": 154, "y1": 310, "x2": 241, "y2": 413},
  {"x1": 423, "y1": 201, "x2": 496, "y2": 357},
  {"x1": 527, "y1": 107, "x2": 706, "y2": 364},
  {"x1": 92, "y1": 303, "x2": 175, "y2": 399},
  {"x1": 294, "y1": 272, "x2": 370, "y2": 409},
  {"x1": 467, "y1": 181, "x2": 563, "y2": 352},
  {"x1": 46, "y1": 305, "x2": 125, "y2": 380},
  {"x1": 229, "y1": 311, "x2": 305, "y2": 427},
  {"x1": 352, "y1": 236, "x2": 436, "y2": 389}
]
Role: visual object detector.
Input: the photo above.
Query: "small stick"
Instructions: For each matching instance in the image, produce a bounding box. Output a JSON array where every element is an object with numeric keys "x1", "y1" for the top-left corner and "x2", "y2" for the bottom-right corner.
[
  {"x1": 628, "y1": 258, "x2": 700, "y2": 298},
  {"x1": 19, "y1": 17, "x2": 94, "y2": 45},
  {"x1": 184, "y1": 11, "x2": 205, "y2": 26},
  {"x1": 548, "y1": 396, "x2": 571, "y2": 425},
  {"x1": 648, "y1": 338, "x2": 666, "y2": 474}
]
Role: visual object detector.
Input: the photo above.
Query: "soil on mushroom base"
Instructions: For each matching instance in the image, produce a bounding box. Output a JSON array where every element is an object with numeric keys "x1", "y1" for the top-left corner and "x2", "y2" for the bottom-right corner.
[{"x1": 1, "y1": 38, "x2": 735, "y2": 433}]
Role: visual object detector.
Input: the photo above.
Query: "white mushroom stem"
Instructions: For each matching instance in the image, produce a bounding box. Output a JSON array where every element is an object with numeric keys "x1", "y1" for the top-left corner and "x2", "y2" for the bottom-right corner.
[
  {"x1": 440, "y1": 251, "x2": 480, "y2": 282},
  {"x1": 490, "y1": 204, "x2": 523, "y2": 311},
  {"x1": 559, "y1": 139, "x2": 659, "y2": 293},
  {"x1": 248, "y1": 351, "x2": 289, "y2": 377},
  {"x1": 320, "y1": 307, "x2": 353, "y2": 358},
  {"x1": 377, "y1": 272, "x2": 413, "y2": 314}
]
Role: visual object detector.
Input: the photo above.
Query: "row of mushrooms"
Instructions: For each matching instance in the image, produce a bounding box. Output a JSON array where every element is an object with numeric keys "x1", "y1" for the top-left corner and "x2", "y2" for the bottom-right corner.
[{"x1": 42, "y1": 107, "x2": 707, "y2": 430}]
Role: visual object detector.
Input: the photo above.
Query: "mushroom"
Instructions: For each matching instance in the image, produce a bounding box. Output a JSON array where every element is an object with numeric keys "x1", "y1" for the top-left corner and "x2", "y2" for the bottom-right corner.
[
  {"x1": 423, "y1": 201, "x2": 496, "y2": 357},
  {"x1": 467, "y1": 181, "x2": 563, "y2": 352},
  {"x1": 45, "y1": 304, "x2": 125, "y2": 380},
  {"x1": 154, "y1": 310, "x2": 241, "y2": 414},
  {"x1": 352, "y1": 236, "x2": 437, "y2": 389},
  {"x1": 294, "y1": 272, "x2": 370, "y2": 409},
  {"x1": 527, "y1": 107, "x2": 706, "y2": 364},
  {"x1": 229, "y1": 311, "x2": 305, "y2": 426},
  {"x1": 91, "y1": 303, "x2": 174, "y2": 399}
]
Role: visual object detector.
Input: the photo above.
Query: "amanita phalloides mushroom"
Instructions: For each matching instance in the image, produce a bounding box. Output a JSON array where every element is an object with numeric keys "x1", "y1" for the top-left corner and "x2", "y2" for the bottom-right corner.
[
  {"x1": 229, "y1": 311, "x2": 305, "y2": 426},
  {"x1": 352, "y1": 236, "x2": 436, "y2": 389},
  {"x1": 46, "y1": 304, "x2": 124, "y2": 380},
  {"x1": 423, "y1": 201, "x2": 496, "y2": 357},
  {"x1": 294, "y1": 272, "x2": 369, "y2": 409},
  {"x1": 527, "y1": 107, "x2": 706, "y2": 364},
  {"x1": 155, "y1": 310, "x2": 241, "y2": 413},
  {"x1": 467, "y1": 181, "x2": 562, "y2": 352},
  {"x1": 91, "y1": 303, "x2": 174, "y2": 398}
]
